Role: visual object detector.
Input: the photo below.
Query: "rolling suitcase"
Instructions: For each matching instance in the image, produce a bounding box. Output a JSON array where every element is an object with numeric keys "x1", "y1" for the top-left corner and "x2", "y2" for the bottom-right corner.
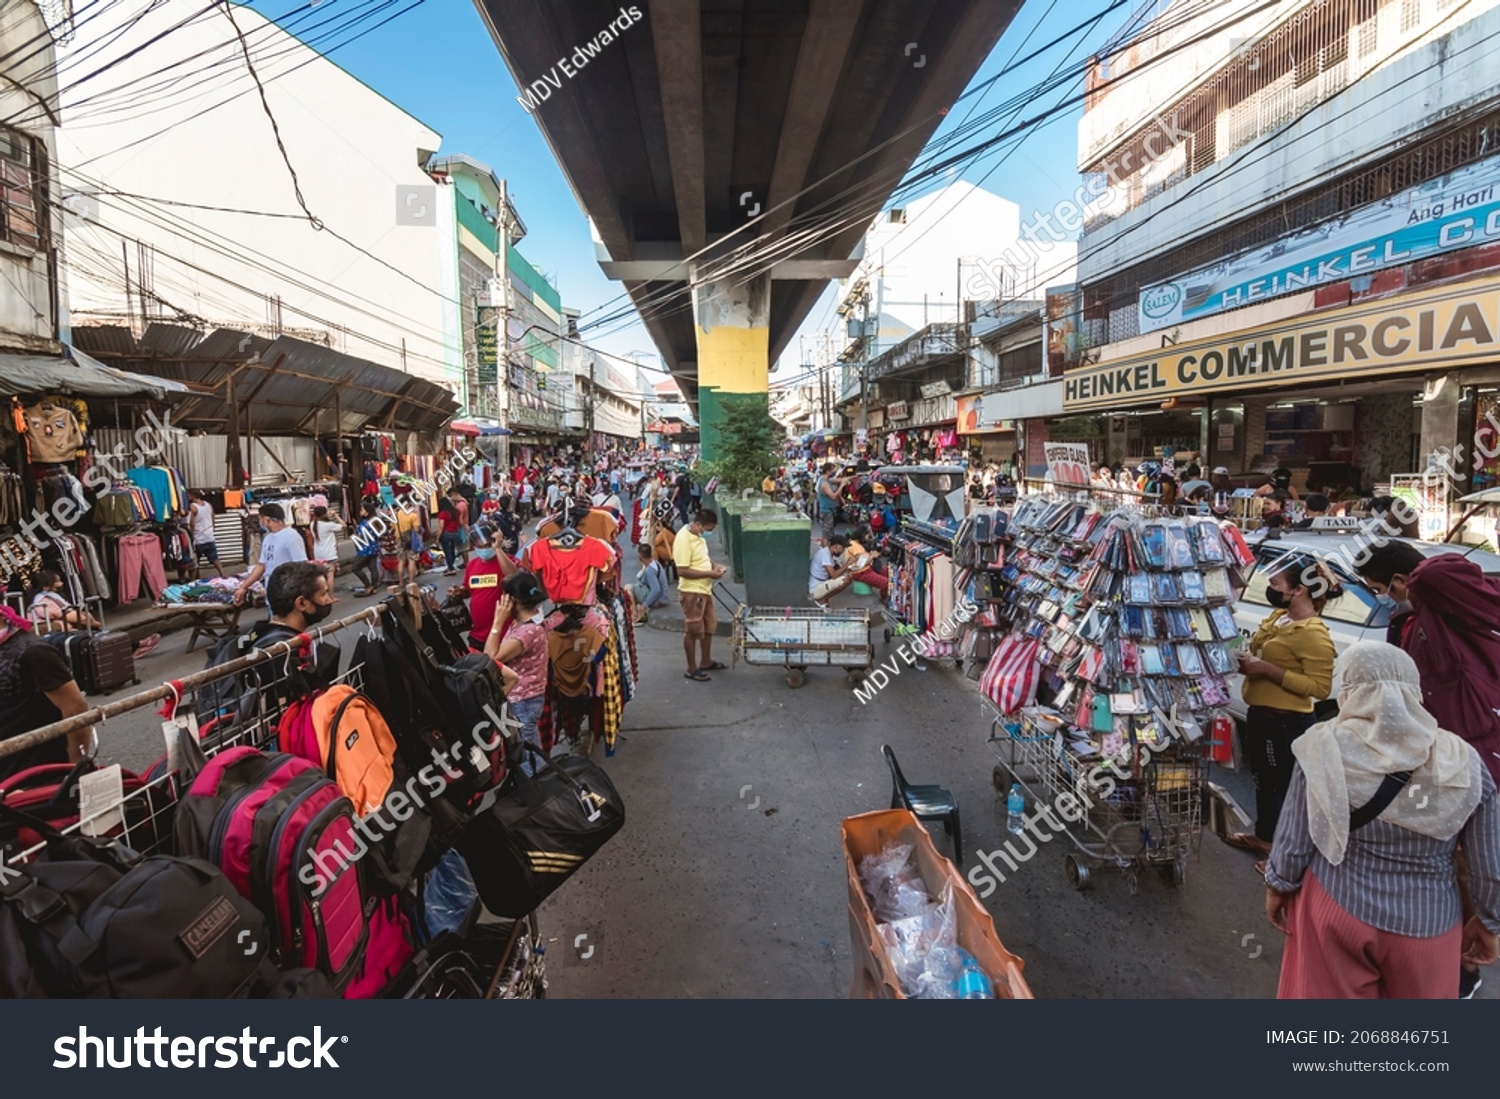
[{"x1": 55, "y1": 629, "x2": 136, "y2": 693}]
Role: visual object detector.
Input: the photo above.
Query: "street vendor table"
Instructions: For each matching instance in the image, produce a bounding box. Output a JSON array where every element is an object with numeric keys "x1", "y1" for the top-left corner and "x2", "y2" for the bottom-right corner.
[{"x1": 154, "y1": 603, "x2": 245, "y2": 652}]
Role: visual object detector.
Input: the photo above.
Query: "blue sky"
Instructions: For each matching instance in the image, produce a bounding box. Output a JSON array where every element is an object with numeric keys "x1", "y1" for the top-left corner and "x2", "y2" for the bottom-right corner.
[{"x1": 265, "y1": 0, "x2": 1143, "y2": 378}]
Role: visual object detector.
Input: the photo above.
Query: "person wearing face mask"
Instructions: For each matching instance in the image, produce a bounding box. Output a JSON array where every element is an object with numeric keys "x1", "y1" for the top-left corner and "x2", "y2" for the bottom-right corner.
[
  {"x1": 262, "y1": 561, "x2": 337, "y2": 636},
  {"x1": 1227, "y1": 553, "x2": 1339, "y2": 869},
  {"x1": 233, "y1": 502, "x2": 308, "y2": 608},
  {"x1": 1354, "y1": 540, "x2": 1424, "y2": 645},
  {"x1": 454, "y1": 521, "x2": 519, "y2": 651}
]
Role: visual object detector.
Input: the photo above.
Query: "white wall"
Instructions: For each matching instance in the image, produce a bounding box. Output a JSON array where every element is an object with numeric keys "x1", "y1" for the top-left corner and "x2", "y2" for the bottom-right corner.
[
  {"x1": 0, "y1": 1, "x2": 62, "y2": 352},
  {"x1": 1080, "y1": 1, "x2": 1500, "y2": 280},
  {"x1": 55, "y1": 0, "x2": 461, "y2": 387}
]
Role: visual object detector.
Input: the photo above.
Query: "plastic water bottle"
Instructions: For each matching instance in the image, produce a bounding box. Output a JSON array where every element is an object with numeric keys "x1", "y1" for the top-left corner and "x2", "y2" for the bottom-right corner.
[
  {"x1": 1006, "y1": 783, "x2": 1026, "y2": 834},
  {"x1": 957, "y1": 956, "x2": 994, "y2": 999}
]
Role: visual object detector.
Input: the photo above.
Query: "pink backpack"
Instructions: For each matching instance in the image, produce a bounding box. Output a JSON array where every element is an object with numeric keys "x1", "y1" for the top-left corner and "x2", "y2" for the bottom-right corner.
[{"x1": 174, "y1": 747, "x2": 413, "y2": 997}]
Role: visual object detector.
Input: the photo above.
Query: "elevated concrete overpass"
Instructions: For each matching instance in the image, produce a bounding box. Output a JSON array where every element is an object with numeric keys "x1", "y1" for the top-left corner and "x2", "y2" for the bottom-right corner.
[{"x1": 474, "y1": 0, "x2": 1021, "y2": 453}]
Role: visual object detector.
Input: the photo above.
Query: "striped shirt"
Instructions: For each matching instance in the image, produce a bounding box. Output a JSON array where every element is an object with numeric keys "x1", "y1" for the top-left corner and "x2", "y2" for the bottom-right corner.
[{"x1": 1266, "y1": 765, "x2": 1500, "y2": 938}]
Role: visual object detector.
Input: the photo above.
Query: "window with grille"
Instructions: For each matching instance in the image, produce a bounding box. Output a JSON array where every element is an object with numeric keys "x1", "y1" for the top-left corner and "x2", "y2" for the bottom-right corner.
[
  {"x1": 1401, "y1": 0, "x2": 1421, "y2": 31},
  {"x1": 0, "y1": 126, "x2": 44, "y2": 252}
]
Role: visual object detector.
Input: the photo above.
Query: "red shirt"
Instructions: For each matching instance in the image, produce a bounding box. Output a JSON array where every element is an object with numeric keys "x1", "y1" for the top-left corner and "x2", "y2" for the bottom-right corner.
[
  {"x1": 523, "y1": 536, "x2": 615, "y2": 603},
  {"x1": 463, "y1": 555, "x2": 506, "y2": 645}
]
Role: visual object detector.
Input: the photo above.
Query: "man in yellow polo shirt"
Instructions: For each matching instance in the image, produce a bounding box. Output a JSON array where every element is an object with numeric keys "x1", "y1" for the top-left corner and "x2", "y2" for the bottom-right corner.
[{"x1": 673, "y1": 508, "x2": 727, "y2": 681}]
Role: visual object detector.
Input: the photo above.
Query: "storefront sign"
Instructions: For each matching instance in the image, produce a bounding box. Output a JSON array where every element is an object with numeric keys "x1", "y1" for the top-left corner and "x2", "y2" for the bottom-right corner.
[
  {"x1": 476, "y1": 306, "x2": 499, "y2": 385},
  {"x1": 1044, "y1": 442, "x2": 1091, "y2": 487},
  {"x1": 955, "y1": 394, "x2": 1016, "y2": 435},
  {"x1": 1139, "y1": 154, "x2": 1500, "y2": 332},
  {"x1": 887, "y1": 400, "x2": 910, "y2": 420},
  {"x1": 919, "y1": 380, "x2": 952, "y2": 399},
  {"x1": 1065, "y1": 276, "x2": 1500, "y2": 411}
]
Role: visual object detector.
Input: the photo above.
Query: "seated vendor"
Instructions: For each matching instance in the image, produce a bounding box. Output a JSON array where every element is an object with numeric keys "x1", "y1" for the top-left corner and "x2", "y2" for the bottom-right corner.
[
  {"x1": 809, "y1": 533, "x2": 854, "y2": 606},
  {"x1": 842, "y1": 526, "x2": 889, "y2": 599}
]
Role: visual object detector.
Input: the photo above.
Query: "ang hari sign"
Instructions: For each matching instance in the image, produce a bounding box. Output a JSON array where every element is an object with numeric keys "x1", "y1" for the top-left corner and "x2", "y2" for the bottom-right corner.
[{"x1": 1065, "y1": 276, "x2": 1500, "y2": 412}]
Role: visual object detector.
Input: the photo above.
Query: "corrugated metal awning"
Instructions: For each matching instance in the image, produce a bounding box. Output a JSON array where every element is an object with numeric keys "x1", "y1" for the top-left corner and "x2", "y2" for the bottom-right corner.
[
  {"x1": 70, "y1": 324, "x2": 459, "y2": 435},
  {"x1": 0, "y1": 346, "x2": 191, "y2": 400}
]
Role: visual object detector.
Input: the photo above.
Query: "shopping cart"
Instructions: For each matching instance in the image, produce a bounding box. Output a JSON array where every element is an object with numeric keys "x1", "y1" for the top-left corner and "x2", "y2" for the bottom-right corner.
[
  {"x1": 721, "y1": 585, "x2": 874, "y2": 688},
  {"x1": 0, "y1": 598, "x2": 548, "y2": 999},
  {"x1": 986, "y1": 704, "x2": 1205, "y2": 894}
]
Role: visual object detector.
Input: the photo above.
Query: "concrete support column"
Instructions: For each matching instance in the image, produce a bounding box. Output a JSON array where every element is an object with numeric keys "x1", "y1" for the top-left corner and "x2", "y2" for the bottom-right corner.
[{"x1": 693, "y1": 271, "x2": 770, "y2": 462}]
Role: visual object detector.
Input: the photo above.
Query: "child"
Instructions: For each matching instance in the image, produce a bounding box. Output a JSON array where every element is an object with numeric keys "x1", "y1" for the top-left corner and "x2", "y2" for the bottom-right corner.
[
  {"x1": 484, "y1": 571, "x2": 550, "y2": 774},
  {"x1": 632, "y1": 542, "x2": 669, "y2": 624}
]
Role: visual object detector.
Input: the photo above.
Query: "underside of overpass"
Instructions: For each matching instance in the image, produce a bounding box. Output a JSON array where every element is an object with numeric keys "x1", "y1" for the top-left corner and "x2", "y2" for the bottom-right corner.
[{"x1": 473, "y1": 0, "x2": 1021, "y2": 452}]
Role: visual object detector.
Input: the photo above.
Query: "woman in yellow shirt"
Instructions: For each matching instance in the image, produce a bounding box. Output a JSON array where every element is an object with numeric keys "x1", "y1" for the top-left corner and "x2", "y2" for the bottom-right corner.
[{"x1": 1228, "y1": 553, "x2": 1338, "y2": 866}]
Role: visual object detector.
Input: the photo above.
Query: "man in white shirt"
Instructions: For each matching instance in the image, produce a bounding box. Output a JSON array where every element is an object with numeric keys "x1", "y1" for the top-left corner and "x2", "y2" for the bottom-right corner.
[
  {"x1": 809, "y1": 533, "x2": 853, "y2": 605},
  {"x1": 187, "y1": 489, "x2": 224, "y2": 579},
  {"x1": 233, "y1": 503, "x2": 308, "y2": 608}
]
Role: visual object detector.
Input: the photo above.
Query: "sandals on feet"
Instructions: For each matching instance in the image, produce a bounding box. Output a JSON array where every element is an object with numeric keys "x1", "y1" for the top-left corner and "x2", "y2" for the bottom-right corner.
[
  {"x1": 684, "y1": 670, "x2": 711, "y2": 682},
  {"x1": 700, "y1": 661, "x2": 728, "y2": 671},
  {"x1": 1225, "y1": 832, "x2": 1272, "y2": 854}
]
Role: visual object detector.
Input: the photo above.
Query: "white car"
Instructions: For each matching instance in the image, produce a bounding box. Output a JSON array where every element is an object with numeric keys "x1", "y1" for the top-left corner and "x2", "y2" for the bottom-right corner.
[{"x1": 1226, "y1": 525, "x2": 1500, "y2": 723}]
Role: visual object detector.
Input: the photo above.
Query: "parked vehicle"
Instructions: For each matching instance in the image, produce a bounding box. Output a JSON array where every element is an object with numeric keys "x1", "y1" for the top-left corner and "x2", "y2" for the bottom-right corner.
[{"x1": 1226, "y1": 525, "x2": 1500, "y2": 723}]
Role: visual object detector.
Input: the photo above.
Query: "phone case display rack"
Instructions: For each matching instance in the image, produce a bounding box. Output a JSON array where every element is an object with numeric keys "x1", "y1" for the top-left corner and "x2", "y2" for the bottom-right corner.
[{"x1": 984, "y1": 496, "x2": 1257, "y2": 894}]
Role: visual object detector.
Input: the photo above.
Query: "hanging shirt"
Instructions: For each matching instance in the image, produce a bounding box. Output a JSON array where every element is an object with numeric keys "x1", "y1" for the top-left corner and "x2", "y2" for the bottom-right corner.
[
  {"x1": 525, "y1": 536, "x2": 615, "y2": 603},
  {"x1": 546, "y1": 620, "x2": 606, "y2": 697}
]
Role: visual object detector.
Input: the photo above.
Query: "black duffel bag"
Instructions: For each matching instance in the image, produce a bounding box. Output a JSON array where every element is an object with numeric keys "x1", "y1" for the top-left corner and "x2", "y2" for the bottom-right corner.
[
  {"x1": 0, "y1": 804, "x2": 332, "y2": 998},
  {"x1": 454, "y1": 747, "x2": 625, "y2": 917}
]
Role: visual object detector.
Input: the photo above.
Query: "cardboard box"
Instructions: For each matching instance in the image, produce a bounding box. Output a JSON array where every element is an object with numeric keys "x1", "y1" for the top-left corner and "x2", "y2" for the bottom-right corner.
[{"x1": 842, "y1": 808, "x2": 1033, "y2": 999}]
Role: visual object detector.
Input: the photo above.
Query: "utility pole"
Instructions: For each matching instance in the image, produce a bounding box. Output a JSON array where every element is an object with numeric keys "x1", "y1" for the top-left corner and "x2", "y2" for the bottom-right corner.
[
  {"x1": 858, "y1": 286, "x2": 872, "y2": 432},
  {"x1": 497, "y1": 179, "x2": 512, "y2": 468}
]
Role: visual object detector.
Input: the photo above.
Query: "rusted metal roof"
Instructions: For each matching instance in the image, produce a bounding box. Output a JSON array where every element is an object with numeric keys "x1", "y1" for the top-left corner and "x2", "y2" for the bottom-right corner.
[{"x1": 70, "y1": 325, "x2": 459, "y2": 435}]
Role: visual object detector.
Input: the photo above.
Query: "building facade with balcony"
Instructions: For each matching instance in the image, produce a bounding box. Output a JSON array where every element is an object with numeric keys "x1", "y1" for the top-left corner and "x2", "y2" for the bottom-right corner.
[{"x1": 1044, "y1": 0, "x2": 1500, "y2": 527}]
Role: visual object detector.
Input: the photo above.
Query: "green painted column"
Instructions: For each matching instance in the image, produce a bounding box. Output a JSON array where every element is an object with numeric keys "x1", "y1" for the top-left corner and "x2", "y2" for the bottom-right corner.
[{"x1": 693, "y1": 272, "x2": 770, "y2": 462}]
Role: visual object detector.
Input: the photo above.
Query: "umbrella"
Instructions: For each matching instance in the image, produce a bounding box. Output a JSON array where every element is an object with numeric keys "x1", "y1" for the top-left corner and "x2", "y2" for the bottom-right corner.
[{"x1": 450, "y1": 418, "x2": 512, "y2": 437}]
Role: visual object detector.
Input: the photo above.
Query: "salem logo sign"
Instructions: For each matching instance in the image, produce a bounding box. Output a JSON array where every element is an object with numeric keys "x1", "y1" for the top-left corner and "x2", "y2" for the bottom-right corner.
[{"x1": 1140, "y1": 283, "x2": 1182, "y2": 321}]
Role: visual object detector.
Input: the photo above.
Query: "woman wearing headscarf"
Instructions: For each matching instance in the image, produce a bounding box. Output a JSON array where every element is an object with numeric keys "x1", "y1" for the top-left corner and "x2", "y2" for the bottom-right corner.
[
  {"x1": 1401, "y1": 554, "x2": 1500, "y2": 784},
  {"x1": 1266, "y1": 643, "x2": 1500, "y2": 998}
]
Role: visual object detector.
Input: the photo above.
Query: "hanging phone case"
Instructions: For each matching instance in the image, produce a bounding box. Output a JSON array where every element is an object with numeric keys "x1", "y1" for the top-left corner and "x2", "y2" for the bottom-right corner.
[
  {"x1": 1141, "y1": 644, "x2": 1166, "y2": 675},
  {"x1": 1202, "y1": 568, "x2": 1230, "y2": 601},
  {"x1": 1167, "y1": 524, "x2": 1197, "y2": 570},
  {"x1": 1128, "y1": 573, "x2": 1153, "y2": 604},
  {"x1": 1120, "y1": 639, "x2": 1141, "y2": 675},
  {"x1": 1180, "y1": 570, "x2": 1207, "y2": 602},
  {"x1": 1192, "y1": 520, "x2": 1226, "y2": 563},
  {"x1": 1151, "y1": 572, "x2": 1182, "y2": 604},
  {"x1": 1160, "y1": 643, "x2": 1182, "y2": 677},
  {"x1": 1210, "y1": 605, "x2": 1240, "y2": 640},
  {"x1": 1177, "y1": 643, "x2": 1205, "y2": 676},
  {"x1": 1122, "y1": 606, "x2": 1145, "y2": 638},
  {"x1": 1140, "y1": 523, "x2": 1169, "y2": 569},
  {"x1": 1204, "y1": 642, "x2": 1236, "y2": 675},
  {"x1": 1166, "y1": 608, "x2": 1194, "y2": 639},
  {"x1": 1191, "y1": 608, "x2": 1215, "y2": 640}
]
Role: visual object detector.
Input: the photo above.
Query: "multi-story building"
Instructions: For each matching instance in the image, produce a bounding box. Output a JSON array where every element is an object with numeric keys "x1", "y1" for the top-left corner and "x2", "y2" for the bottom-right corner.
[
  {"x1": 427, "y1": 155, "x2": 525, "y2": 422},
  {"x1": 827, "y1": 181, "x2": 1075, "y2": 464},
  {"x1": 54, "y1": 0, "x2": 461, "y2": 388},
  {"x1": 556, "y1": 318, "x2": 646, "y2": 448},
  {"x1": 1039, "y1": 0, "x2": 1500, "y2": 536}
]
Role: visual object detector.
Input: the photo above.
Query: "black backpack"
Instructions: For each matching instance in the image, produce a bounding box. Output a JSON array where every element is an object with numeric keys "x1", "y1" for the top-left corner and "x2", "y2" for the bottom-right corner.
[{"x1": 0, "y1": 804, "x2": 330, "y2": 998}]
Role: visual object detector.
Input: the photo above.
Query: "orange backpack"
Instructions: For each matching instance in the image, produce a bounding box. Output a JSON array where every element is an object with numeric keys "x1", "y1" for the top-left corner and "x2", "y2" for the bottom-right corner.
[{"x1": 280, "y1": 686, "x2": 397, "y2": 817}]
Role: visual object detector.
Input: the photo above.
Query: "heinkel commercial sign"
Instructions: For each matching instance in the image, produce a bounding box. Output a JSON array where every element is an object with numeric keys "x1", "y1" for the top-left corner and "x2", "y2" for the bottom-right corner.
[
  {"x1": 1065, "y1": 276, "x2": 1500, "y2": 411},
  {"x1": 1138, "y1": 154, "x2": 1500, "y2": 333}
]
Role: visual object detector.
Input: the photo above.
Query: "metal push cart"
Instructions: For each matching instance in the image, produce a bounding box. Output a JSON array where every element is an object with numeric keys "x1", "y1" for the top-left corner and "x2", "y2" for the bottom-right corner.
[
  {"x1": 0, "y1": 599, "x2": 548, "y2": 999},
  {"x1": 985, "y1": 703, "x2": 1205, "y2": 894},
  {"x1": 721, "y1": 586, "x2": 874, "y2": 688}
]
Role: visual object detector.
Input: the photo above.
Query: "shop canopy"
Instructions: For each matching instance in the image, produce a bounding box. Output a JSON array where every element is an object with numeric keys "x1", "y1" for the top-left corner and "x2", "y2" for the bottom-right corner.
[
  {"x1": 0, "y1": 346, "x2": 192, "y2": 401},
  {"x1": 70, "y1": 324, "x2": 460, "y2": 436},
  {"x1": 449, "y1": 417, "x2": 512, "y2": 437}
]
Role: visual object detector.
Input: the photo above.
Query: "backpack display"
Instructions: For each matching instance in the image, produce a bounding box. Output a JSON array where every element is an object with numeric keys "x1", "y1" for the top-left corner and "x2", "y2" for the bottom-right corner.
[
  {"x1": 277, "y1": 687, "x2": 432, "y2": 891},
  {"x1": 174, "y1": 747, "x2": 370, "y2": 994},
  {"x1": 0, "y1": 759, "x2": 172, "y2": 856},
  {"x1": 0, "y1": 804, "x2": 296, "y2": 998}
]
